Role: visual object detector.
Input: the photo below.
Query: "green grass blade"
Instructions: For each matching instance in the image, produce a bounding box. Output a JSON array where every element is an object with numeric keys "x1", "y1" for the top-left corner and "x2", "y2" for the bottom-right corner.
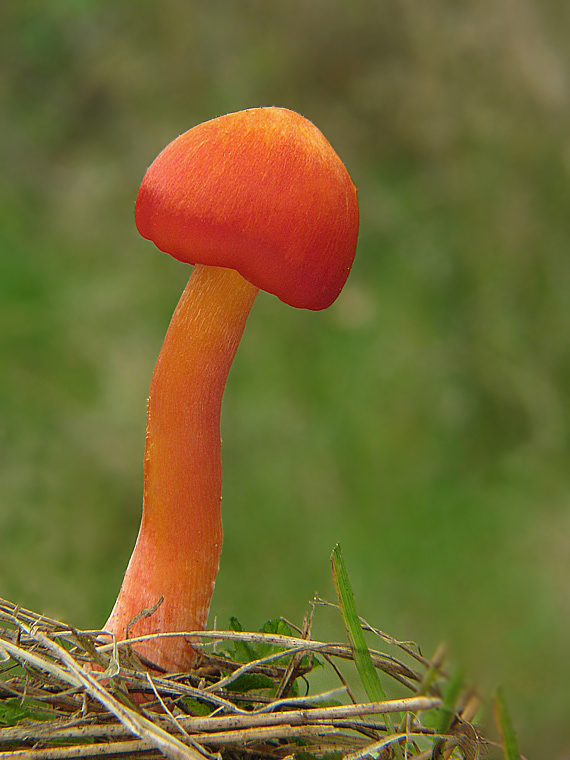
[
  {"x1": 436, "y1": 666, "x2": 463, "y2": 734},
  {"x1": 331, "y1": 543, "x2": 403, "y2": 759},
  {"x1": 494, "y1": 687, "x2": 521, "y2": 760},
  {"x1": 331, "y1": 544, "x2": 388, "y2": 704}
]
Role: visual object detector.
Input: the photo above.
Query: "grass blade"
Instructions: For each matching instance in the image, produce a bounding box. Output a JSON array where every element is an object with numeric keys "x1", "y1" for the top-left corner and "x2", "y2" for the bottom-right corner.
[
  {"x1": 436, "y1": 666, "x2": 463, "y2": 734},
  {"x1": 331, "y1": 544, "x2": 403, "y2": 758},
  {"x1": 331, "y1": 544, "x2": 388, "y2": 704},
  {"x1": 494, "y1": 687, "x2": 521, "y2": 760}
]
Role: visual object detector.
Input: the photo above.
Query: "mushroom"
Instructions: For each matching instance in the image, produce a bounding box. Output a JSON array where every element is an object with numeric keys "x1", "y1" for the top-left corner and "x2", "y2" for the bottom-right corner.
[{"x1": 105, "y1": 107, "x2": 359, "y2": 672}]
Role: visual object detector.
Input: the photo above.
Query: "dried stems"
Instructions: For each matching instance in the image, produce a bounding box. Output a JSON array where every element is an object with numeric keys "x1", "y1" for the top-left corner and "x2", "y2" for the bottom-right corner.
[{"x1": 0, "y1": 596, "x2": 488, "y2": 759}]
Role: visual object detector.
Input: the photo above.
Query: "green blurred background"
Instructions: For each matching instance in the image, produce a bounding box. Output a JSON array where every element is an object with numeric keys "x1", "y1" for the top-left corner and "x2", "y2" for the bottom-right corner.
[{"x1": 1, "y1": 1, "x2": 569, "y2": 755}]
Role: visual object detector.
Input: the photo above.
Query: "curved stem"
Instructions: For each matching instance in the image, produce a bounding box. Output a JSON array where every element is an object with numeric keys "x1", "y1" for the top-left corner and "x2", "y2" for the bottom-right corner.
[{"x1": 105, "y1": 264, "x2": 259, "y2": 671}]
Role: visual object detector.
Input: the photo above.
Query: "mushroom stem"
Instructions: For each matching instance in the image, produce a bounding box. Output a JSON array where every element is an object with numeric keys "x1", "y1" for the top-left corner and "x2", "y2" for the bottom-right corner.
[{"x1": 105, "y1": 263, "x2": 259, "y2": 671}]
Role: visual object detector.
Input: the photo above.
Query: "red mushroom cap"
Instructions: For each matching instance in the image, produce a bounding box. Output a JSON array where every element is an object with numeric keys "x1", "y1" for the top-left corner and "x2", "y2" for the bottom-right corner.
[{"x1": 135, "y1": 107, "x2": 359, "y2": 311}]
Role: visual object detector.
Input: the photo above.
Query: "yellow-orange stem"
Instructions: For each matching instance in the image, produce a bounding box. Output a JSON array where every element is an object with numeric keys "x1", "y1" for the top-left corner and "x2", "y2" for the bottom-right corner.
[{"x1": 105, "y1": 264, "x2": 259, "y2": 671}]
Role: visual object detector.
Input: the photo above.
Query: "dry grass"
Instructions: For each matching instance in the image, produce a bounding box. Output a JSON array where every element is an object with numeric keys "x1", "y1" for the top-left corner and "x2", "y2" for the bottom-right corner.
[{"x1": 0, "y1": 595, "x2": 506, "y2": 760}]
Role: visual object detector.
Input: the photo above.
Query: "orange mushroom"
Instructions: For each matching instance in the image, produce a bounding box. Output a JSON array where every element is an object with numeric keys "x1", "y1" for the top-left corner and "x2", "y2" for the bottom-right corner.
[{"x1": 105, "y1": 107, "x2": 359, "y2": 672}]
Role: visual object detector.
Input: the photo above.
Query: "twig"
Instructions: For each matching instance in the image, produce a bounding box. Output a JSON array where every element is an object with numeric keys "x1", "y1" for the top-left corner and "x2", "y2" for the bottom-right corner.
[{"x1": 21, "y1": 627, "x2": 209, "y2": 760}]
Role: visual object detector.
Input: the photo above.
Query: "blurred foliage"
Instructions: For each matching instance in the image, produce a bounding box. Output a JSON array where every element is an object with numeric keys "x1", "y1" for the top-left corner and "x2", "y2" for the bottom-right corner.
[{"x1": 1, "y1": 0, "x2": 569, "y2": 755}]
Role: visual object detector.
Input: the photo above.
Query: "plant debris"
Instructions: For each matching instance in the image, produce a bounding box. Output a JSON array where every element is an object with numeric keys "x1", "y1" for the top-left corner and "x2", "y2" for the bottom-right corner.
[{"x1": 0, "y1": 593, "x2": 510, "y2": 759}]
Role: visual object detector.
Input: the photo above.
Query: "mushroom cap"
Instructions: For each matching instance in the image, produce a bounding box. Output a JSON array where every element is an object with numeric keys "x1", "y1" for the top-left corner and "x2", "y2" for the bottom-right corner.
[{"x1": 135, "y1": 107, "x2": 359, "y2": 310}]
